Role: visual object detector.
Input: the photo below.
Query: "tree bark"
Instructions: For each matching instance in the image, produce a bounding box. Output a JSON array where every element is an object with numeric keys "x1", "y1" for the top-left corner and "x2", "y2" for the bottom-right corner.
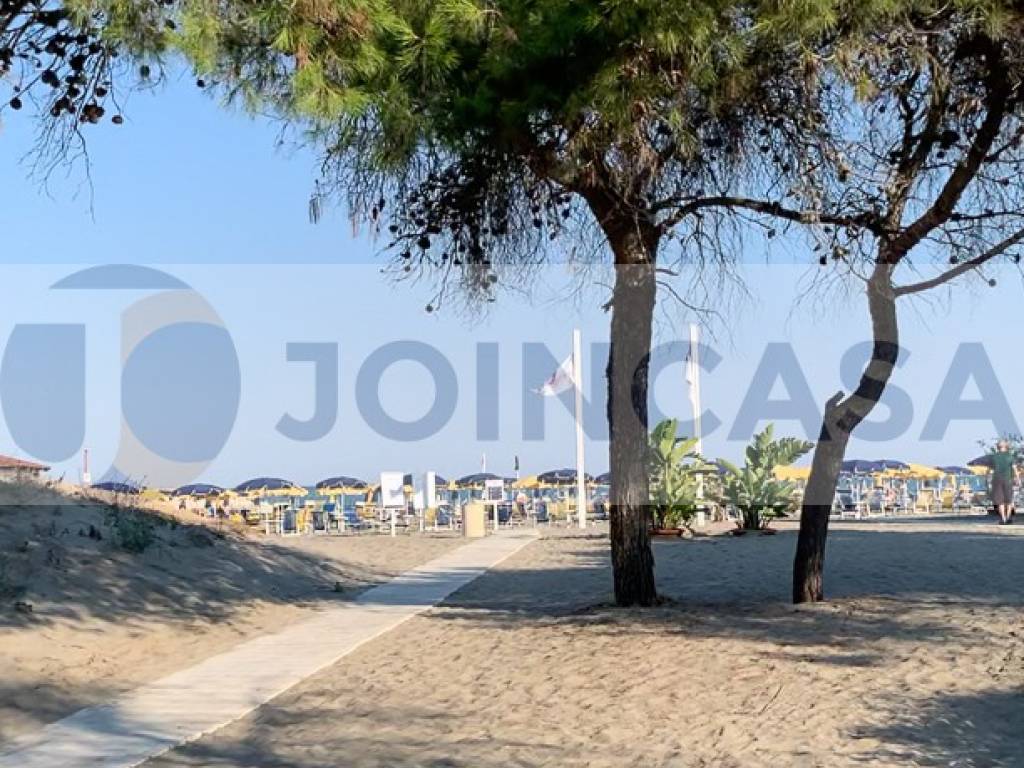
[
  {"x1": 793, "y1": 263, "x2": 900, "y2": 603},
  {"x1": 582, "y1": 185, "x2": 662, "y2": 606},
  {"x1": 606, "y1": 258, "x2": 658, "y2": 605},
  {"x1": 792, "y1": 413, "x2": 849, "y2": 603}
]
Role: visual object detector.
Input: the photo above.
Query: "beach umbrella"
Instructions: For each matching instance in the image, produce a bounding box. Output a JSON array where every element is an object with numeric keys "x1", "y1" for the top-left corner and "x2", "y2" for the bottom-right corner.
[
  {"x1": 455, "y1": 472, "x2": 502, "y2": 488},
  {"x1": 773, "y1": 465, "x2": 811, "y2": 481},
  {"x1": 874, "y1": 459, "x2": 910, "y2": 471},
  {"x1": 938, "y1": 466, "x2": 972, "y2": 475},
  {"x1": 840, "y1": 459, "x2": 882, "y2": 474},
  {"x1": 91, "y1": 481, "x2": 141, "y2": 494},
  {"x1": 512, "y1": 475, "x2": 540, "y2": 490},
  {"x1": 234, "y1": 477, "x2": 306, "y2": 496},
  {"x1": 315, "y1": 476, "x2": 367, "y2": 494},
  {"x1": 904, "y1": 463, "x2": 944, "y2": 480},
  {"x1": 172, "y1": 483, "x2": 226, "y2": 497},
  {"x1": 537, "y1": 468, "x2": 594, "y2": 486},
  {"x1": 595, "y1": 472, "x2": 612, "y2": 486}
]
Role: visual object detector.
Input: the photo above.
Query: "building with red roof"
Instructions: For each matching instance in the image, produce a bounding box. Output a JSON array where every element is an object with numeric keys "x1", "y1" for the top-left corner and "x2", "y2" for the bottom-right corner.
[{"x1": 0, "y1": 454, "x2": 50, "y2": 482}]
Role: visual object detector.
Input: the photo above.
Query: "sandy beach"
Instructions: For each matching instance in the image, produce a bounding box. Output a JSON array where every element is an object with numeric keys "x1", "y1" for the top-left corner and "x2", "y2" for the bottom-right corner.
[
  {"x1": 3, "y1": 487, "x2": 1022, "y2": 767},
  {"x1": 127, "y1": 518, "x2": 1024, "y2": 768},
  {"x1": 0, "y1": 483, "x2": 461, "y2": 743}
]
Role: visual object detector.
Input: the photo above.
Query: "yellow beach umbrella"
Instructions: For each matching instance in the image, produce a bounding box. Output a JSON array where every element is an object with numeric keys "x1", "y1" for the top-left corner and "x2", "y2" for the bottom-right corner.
[
  {"x1": 906, "y1": 463, "x2": 944, "y2": 480},
  {"x1": 512, "y1": 475, "x2": 540, "y2": 490},
  {"x1": 876, "y1": 467, "x2": 908, "y2": 479},
  {"x1": 773, "y1": 465, "x2": 811, "y2": 481},
  {"x1": 322, "y1": 486, "x2": 367, "y2": 495}
]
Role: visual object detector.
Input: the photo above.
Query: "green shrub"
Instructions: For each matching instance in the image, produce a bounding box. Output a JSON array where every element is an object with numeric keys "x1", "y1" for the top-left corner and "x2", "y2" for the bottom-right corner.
[
  {"x1": 718, "y1": 425, "x2": 813, "y2": 530},
  {"x1": 105, "y1": 507, "x2": 157, "y2": 553},
  {"x1": 648, "y1": 418, "x2": 713, "y2": 530}
]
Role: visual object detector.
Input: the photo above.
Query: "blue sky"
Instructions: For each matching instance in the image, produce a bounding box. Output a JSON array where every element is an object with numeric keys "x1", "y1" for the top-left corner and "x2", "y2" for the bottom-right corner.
[{"x1": 1, "y1": 74, "x2": 1022, "y2": 487}]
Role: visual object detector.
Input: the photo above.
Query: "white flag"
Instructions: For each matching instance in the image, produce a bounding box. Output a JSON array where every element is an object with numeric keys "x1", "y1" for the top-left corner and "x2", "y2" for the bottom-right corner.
[{"x1": 536, "y1": 355, "x2": 575, "y2": 396}]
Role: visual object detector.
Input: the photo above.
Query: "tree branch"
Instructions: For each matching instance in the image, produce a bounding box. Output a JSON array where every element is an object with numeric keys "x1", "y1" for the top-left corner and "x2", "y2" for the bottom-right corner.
[
  {"x1": 894, "y1": 227, "x2": 1024, "y2": 296},
  {"x1": 887, "y1": 44, "x2": 1012, "y2": 257},
  {"x1": 887, "y1": 57, "x2": 948, "y2": 223},
  {"x1": 656, "y1": 196, "x2": 885, "y2": 236}
]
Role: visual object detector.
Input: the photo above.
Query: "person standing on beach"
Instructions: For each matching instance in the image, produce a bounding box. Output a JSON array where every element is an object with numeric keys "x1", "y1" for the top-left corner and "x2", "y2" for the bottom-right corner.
[{"x1": 990, "y1": 440, "x2": 1018, "y2": 525}]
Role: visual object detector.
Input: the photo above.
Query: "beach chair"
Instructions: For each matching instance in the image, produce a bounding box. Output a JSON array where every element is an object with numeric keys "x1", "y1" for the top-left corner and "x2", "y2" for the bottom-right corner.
[
  {"x1": 356, "y1": 504, "x2": 380, "y2": 532},
  {"x1": 254, "y1": 503, "x2": 273, "y2": 533},
  {"x1": 319, "y1": 502, "x2": 338, "y2": 532},
  {"x1": 534, "y1": 501, "x2": 550, "y2": 525},
  {"x1": 913, "y1": 489, "x2": 935, "y2": 515},
  {"x1": 952, "y1": 487, "x2": 973, "y2": 513},
  {"x1": 280, "y1": 507, "x2": 300, "y2": 535},
  {"x1": 862, "y1": 490, "x2": 885, "y2": 517},
  {"x1": 834, "y1": 489, "x2": 859, "y2": 519},
  {"x1": 940, "y1": 489, "x2": 955, "y2": 513}
]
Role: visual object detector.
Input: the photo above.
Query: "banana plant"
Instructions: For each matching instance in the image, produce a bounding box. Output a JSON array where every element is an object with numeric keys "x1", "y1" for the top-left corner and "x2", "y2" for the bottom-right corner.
[
  {"x1": 718, "y1": 424, "x2": 813, "y2": 530},
  {"x1": 648, "y1": 418, "x2": 712, "y2": 529}
]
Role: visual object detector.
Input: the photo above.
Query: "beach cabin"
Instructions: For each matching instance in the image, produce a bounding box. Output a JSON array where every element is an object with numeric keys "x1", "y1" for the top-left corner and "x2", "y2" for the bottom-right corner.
[{"x1": 0, "y1": 454, "x2": 49, "y2": 483}]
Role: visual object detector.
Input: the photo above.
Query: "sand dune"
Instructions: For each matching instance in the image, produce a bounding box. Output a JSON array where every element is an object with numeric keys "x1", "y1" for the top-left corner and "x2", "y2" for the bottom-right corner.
[{"x1": 0, "y1": 482, "x2": 461, "y2": 743}]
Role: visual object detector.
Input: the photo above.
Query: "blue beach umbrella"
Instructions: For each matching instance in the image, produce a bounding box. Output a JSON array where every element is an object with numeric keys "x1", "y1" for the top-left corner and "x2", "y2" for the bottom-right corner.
[
  {"x1": 538, "y1": 468, "x2": 594, "y2": 486},
  {"x1": 172, "y1": 483, "x2": 225, "y2": 497},
  {"x1": 874, "y1": 459, "x2": 909, "y2": 471},
  {"x1": 841, "y1": 459, "x2": 883, "y2": 474},
  {"x1": 455, "y1": 472, "x2": 502, "y2": 488},
  {"x1": 91, "y1": 481, "x2": 141, "y2": 494},
  {"x1": 315, "y1": 476, "x2": 367, "y2": 493},
  {"x1": 234, "y1": 477, "x2": 306, "y2": 495}
]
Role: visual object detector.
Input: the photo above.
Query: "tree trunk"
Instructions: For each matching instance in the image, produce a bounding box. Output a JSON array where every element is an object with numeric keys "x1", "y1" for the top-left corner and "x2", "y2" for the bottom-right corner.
[
  {"x1": 607, "y1": 258, "x2": 658, "y2": 606},
  {"x1": 580, "y1": 183, "x2": 661, "y2": 606},
  {"x1": 793, "y1": 263, "x2": 900, "y2": 603},
  {"x1": 792, "y1": 421, "x2": 849, "y2": 602}
]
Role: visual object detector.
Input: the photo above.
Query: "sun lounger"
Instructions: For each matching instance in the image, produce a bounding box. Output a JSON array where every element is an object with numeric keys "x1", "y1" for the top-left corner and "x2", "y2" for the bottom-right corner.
[
  {"x1": 913, "y1": 489, "x2": 935, "y2": 514},
  {"x1": 534, "y1": 502, "x2": 550, "y2": 525}
]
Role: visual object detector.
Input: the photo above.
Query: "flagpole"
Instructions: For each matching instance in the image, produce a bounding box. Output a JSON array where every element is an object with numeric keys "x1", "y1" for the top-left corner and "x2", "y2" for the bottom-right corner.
[
  {"x1": 689, "y1": 323, "x2": 703, "y2": 456},
  {"x1": 689, "y1": 323, "x2": 704, "y2": 501},
  {"x1": 573, "y1": 328, "x2": 587, "y2": 529}
]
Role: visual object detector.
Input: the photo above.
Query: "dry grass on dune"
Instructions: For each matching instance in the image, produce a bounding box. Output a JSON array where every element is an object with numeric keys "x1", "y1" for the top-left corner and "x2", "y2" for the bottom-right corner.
[{"x1": 0, "y1": 481, "x2": 460, "y2": 743}]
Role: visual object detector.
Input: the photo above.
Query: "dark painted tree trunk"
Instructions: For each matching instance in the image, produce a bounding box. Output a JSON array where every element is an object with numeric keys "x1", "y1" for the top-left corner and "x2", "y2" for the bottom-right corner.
[
  {"x1": 792, "y1": 421, "x2": 850, "y2": 602},
  {"x1": 793, "y1": 264, "x2": 900, "y2": 603}
]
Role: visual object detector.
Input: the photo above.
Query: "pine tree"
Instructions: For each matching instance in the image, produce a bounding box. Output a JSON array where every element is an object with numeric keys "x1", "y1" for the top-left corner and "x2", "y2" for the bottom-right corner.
[{"x1": 166, "y1": 0, "x2": 853, "y2": 605}]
